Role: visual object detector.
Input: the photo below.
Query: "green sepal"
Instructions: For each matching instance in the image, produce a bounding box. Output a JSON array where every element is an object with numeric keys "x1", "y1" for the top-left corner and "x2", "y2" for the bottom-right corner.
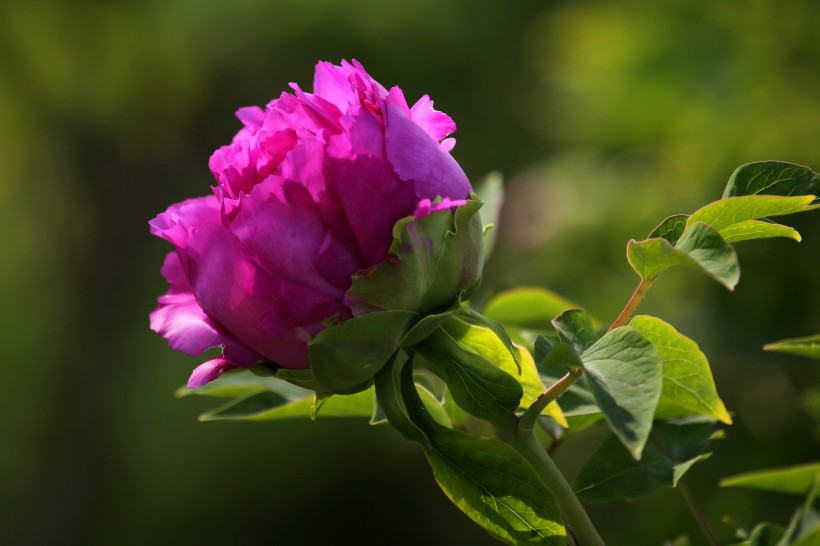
[
  {"x1": 373, "y1": 351, "x2": 429, "y2": 443},
  {"x1": 346, "y1": 196, "x2": 484, "y2": 315},
  {"x1": 309, "y1": 310, "x2": 417, "y2": 392},
  {"x1": 580, "y1": 326, "x2": 663, "y2": 458},
  {"x1": 722, "y1": 161, "x2": 820, "y2": 201},
  {"x1": 415, "y1": 328, "x2": 523, "y2": 423},
  {"x1": 574, "y1": 418, "x2": 722, "y2": 502}
]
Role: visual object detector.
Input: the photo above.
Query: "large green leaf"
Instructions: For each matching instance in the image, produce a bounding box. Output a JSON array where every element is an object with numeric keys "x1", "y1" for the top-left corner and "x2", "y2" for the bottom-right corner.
[
  {"x1": 482, "y1": 286, "x2": 583, "y2": 330},
  {"x1": 309, "y1": 310, "x2": 416, "y2": 392},
  {"x1": 627, "y1": 222, "x2": 740, "y2": 289},
  {"x1": 425, "y1": 426, "x2": 566, "y2": 545},
  {"x1": 720, "y1": 462, "x2": 820, "y2": 495},
  {"x1": 415, "y1": 329, "x2": 523, "y2": 422},
  {"x1": 573, "y1": 420, "x2": 720, "y2": 502},
  {"x1": 580, "y1": 326, "x2": 663, "y2": 458},
  {"x1": 630, "y1": 315, "x2": 732, "y2": 424},
  {"x1": 199, "y1": 387, "x2": 375, "y2": 422},
  {"x1": 723, "y1": 161, "x2": 820, "y2": 201},
  {"x1": 685, "y1": 195, "x2": 815, "y2": 246},
  {"x1": 765, "y1": 334, "x2": 820, "y2": 360}
]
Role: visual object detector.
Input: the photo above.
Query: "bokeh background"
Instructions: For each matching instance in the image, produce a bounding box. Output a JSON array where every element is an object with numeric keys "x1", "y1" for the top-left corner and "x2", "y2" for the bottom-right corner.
[{"x1": 1, "y1": 0, "x2": 818, "y2": 544}]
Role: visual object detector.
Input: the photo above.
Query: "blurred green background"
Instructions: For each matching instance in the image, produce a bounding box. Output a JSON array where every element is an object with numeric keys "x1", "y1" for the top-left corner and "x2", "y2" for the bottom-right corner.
[{"x1": 1, "y1": 0, "x2": 818, "y2": 544}]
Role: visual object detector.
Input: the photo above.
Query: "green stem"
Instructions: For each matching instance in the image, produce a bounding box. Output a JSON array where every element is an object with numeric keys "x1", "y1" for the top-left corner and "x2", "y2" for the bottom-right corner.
[
  {"x1": 607, "y1": 278, "x2": 653, "y2": 332},
  {"x1": 499, "y1": 419, "x2": 605, "y2": 546},
  {"x1": 519, "y1": 367, "x2": 584, "y2": 434}
]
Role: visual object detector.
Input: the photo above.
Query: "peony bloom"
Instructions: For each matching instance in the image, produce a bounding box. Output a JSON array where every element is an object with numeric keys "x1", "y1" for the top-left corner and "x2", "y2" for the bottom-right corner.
[{"x1": 150, "y1": 60, "x2": 480, "y2": 390}]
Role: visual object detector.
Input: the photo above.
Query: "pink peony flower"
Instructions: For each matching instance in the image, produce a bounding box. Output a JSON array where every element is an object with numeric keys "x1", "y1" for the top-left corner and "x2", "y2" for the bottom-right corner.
[{"x1": 150, "y1": 60, "x2": 476, "y2": 389}]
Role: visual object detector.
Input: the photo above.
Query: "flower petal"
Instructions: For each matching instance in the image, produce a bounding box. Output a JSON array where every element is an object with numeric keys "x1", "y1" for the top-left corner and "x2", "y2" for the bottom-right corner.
[
  {"x1": 384, "y1": 92, "x2": 472, "y2": 202},
  {"x1": 187, "y1": 358, "x2": 237, "y2": 389}
]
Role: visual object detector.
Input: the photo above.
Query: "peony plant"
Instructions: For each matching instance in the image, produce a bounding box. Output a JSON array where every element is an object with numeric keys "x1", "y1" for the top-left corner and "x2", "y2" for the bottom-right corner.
[{"x1": 150, "y1": 60, "x2": 820, "y2": 545}]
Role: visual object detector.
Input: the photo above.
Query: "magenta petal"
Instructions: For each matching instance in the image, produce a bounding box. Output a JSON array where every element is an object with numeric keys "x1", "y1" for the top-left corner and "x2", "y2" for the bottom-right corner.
[
  {"x1": 409, "y1": 94, "x2": 457, "y2": 142},
  {"x1": 230, "y1": 179, "x2": 350, "y2": 297},
  {"x1": 384, "y1": 99, "x2": 472, "y2": 202},
  {"x1": 187, "y1": 358, "x2": 237, "y2": 389},
  {"x1": 150, "y1": 252, "x2": 262, "y2": 364},
  {"x1": 149, "y1": 195, "x2": 221, "y2": 251}
]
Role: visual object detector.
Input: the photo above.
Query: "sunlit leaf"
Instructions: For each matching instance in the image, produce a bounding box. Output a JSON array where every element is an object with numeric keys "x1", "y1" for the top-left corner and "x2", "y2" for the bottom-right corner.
[
  {"x1": 473, "y1": 171, "x2": 504, "y2": 256},
  {"x1": 719, "y1": 220, "x2": 802, "y2": 244},
  {"x1": 765, "y1": 334, "x2": 820, "y2": 360},
  {"x1": 627, "y1": 222, "x2": 740, "y2": 289},
  {"x1": 723, "y1": 161, "x2": 820, "y2": 201},
  {"x1": 687, "y1": 195, "x2": 814, "y2": 233},
  {"x1": 416, "y1": 329, "x2": 523, "y2": 422},
  {"x1": 720, "y1": 462, "x2": 820, "y2": 495},
  {"x1": 425, "y1": 426, "x2": 566, "y2": 545},
  {"x1": 581, "y1": 326, "x2": 663, "y2": 458},
  {"x1": 631, "y1": 316, "x2": 731, "y2": 424},
  {"x1": 482, "y1": 286, "x2": 584, "y2": 330}
]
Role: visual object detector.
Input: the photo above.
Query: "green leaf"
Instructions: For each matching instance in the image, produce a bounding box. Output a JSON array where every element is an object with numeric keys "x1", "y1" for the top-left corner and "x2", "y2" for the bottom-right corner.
[
  {"x1": 687, "y1": 195, "x2": 814, "y2": 236},
  {"x1": 765, "y1": 334, "x2": 820, "y2": 360},
  {"x1": 424, "y1": 426, "x2": 566, "y2": 545},
  {"x1": 309, "y1": 310, "x2": 416, "y2": 392},
  {"x1": 574, "y1": 419, "x2": 721, "y2": 502},
  {"x1": 627, "y1": 222, "x2": 740, "y2": 290},
  {"x1": 649, "y1": 214, "x2": 689, "y2": 245},
  {"x1": 538, "y1": 365, "x2": 599, "y2": 419},
  {"x1": 274, "y1": 368, "x2": 324, "y2": 391},
  {"x1": 581, "y1": 327, "x2": 663, "y2": 458},
  {"x1": 482, "y1": 286, "x2": 585, "y2": 330},
  {"x1": 199, "y1": 387, "x2": 375, "y2": 422},
  {"x1": 720, "y1": 462, "x2": 820, "y2": 495},
  {"x1": 454, "y1": 308, "x2": 520, "y2": 367},
  {"x1": 719, "y1": 220, "x2": 802, "y2": 244},
  {"x1": 723, "y1": 161, "x2": 820, "y2": 201},
  {"x1": 346, "y1": 196, "x2": 484, "y2": 315},
  {"x1": 415, "y1": 329, "x2": 523, "y2": 422},
  {"x1": 552, "y1": 309, "x2": 599, "y2": 355},
  {"x1": 537, "y1": 341, "x2": 584, "y2": 371},
  {"x1": 630, "y1": 315, "x2": 732, "y2": 424},
  {"x1": 175, "y1": 365, "x2": 283, "y2": 399},
  {"x1": 781, "y1": 482, "x2": 820, "y2": 546}
]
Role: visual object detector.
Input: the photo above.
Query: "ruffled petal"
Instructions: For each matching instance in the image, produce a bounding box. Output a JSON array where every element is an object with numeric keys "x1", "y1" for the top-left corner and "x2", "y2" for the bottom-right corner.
[
  {"x1": 384, "y1": 93, "x2": 472, "y2": 203},
  {"x1": 409, "y1": 94, "x2": 457, "y2": 143},
  {"x1": 149, "y1": 195, "x2": 221, "y2": 251}
]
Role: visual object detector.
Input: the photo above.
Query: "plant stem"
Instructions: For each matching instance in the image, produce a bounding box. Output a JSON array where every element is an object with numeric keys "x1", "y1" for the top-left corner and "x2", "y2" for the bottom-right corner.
[
  {"x1": 607, "y1": 278, "x2": 653, "y2": 332},
  {"x1": 519, "y1": 367, "x2": 584, "y2": 434},
  {"x1": 679, "y1": 479, "x2": 722, "y2": 546},
  {"x1": 500, "y1": 419, "x2": 605, "y2": 546}
]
